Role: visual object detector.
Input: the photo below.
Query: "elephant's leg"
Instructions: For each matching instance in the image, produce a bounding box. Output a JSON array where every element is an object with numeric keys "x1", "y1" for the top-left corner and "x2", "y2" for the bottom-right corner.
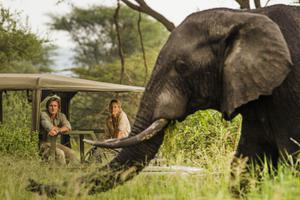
[
  {"x1": 230, "y1": 119, "x2": 279, "y2": 195},
  {"x1": 234, "y1": 118, "x2": 279, "y2": 167}
]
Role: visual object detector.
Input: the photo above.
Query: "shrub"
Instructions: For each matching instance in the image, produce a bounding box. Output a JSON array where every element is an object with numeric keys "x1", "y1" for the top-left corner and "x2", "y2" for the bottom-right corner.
[
  {"x1": 160, "y1": 109, "x2": 242, "y2": 166},
  {"x1": 0, "y1": 91, "x2": 38, "y2": 157}
]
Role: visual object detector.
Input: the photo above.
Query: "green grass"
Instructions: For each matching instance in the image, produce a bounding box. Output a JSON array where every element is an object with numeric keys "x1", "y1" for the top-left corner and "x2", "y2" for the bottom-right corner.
[
  {"x1": 0, "y1": 153, "x2": 232, "y2": 200},
  {"x1": 1, "y1": 154, "x2": 300, "y2": 199},
  {"x1": 1, "y1": 94, "x2": 300, "y2": 199}
]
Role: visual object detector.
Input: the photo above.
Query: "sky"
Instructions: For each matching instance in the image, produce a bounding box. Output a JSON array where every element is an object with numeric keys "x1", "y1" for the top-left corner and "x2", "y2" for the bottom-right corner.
[{"x1": 1, "y1": 0, "x2": 297, "y2": 73}]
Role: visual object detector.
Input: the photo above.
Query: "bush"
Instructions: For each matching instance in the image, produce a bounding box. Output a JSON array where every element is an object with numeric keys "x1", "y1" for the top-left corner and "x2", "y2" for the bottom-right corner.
[
  {"x1": 0, "y1": 91, "x2": 38, "y2": 157},
  {"x1": 0, "y1": 123, "x2": 38, "y2": 157},
  {"x1": 160, "y1": 109, "x2": 242, "y2": 166}
]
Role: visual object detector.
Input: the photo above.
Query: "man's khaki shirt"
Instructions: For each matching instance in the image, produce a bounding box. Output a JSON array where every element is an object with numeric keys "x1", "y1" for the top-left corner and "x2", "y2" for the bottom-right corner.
[{"x1": 40, "y1": 111, "x2": 71, "y2": 142}]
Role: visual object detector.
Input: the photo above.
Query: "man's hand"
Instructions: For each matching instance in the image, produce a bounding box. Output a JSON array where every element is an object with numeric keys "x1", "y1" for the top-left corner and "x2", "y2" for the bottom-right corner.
[
  {"x1": 48, "y1": 127, "x2": 59, "y2": 136},
  {"x1": 58, "y1": 127, "x2": 70, "y2": 134}
]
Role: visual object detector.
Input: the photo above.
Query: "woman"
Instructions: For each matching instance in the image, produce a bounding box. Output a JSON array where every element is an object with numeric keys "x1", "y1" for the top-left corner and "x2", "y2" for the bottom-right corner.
[{"x1": 105, "y1": 99, "x2": 131, "y2": 139}]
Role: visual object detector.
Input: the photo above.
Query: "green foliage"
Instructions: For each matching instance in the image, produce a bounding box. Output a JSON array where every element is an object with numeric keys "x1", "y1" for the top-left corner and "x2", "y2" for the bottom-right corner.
[
  {"x1": 160, "y1": 110, "x2": 241, "y2": 166},
  {"x1": 0, "y1": 123, "x2": 37, "y2": 157},
  {"x1": 50, "y1": 5, "x2": 167, "y2": 66},
  {"x1": 0, "y1": 8, "x2": 54, "y2": 73},
  {"x1": 0, "y1": 92, "x2": 38, "y2": 157},
  {"x1": 72, "y1": 47, "x2": 160, "y2": 86}
]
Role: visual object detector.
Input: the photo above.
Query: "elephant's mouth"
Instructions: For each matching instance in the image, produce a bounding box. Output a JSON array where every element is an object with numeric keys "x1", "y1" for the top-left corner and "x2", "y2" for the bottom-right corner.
[{"x1": 83, "y1": 118, "x2": 169, "y2": 148}]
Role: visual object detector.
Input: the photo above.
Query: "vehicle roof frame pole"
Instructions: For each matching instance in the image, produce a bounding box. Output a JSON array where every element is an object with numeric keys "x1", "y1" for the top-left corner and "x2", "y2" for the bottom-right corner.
[
  {"x1": 32, "y1": 89, "x2": 42, "y2": 147},
  {"x1": 0, "y1": 90, "x2": 2, "y2": 124},
  {"x1": 59, "y1": 92, "x2": 76, "y2": 148}
]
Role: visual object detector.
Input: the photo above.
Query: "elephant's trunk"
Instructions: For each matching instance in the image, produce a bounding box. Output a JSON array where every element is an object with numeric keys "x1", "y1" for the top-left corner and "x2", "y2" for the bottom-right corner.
[
  {"x1": 83, "y1": 119, "x2": 169, "y2": 148},
  {"x1": 84, "y1": 132, "x2": 167, "y2": 194}
]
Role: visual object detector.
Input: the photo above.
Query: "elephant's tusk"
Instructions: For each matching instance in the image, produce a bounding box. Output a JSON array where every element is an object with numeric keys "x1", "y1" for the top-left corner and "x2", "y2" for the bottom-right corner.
[{"x1": 83, "y1": 119, "x2": 169, "y2": 148}]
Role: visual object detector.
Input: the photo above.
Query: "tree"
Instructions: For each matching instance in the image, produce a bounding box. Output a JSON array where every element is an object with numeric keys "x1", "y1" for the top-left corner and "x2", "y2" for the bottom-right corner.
[
  {"x1": 71, "y1": 46, "x2": 160, "y2": 85},
  {"x1": 0, "y1": 8, "x2": 54, "y2": 73},
  {"x1": 50, "y1": 5, "x2": 167, "y2": 69},
  {"x1": 234, "y1": 0, "x2": 263, "y2": 9}
]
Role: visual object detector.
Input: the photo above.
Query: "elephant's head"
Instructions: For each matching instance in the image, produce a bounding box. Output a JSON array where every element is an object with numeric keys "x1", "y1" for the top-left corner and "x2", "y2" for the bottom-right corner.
[
  {"x1": 29, "y1": 8, "x2": 292, "y2": 196},
  {"x1": 149, "y1": 9, "x2": 291, "y2": 120}
]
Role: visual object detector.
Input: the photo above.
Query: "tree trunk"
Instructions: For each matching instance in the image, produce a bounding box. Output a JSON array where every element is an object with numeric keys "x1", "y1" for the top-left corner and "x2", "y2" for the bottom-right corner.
[
  {"x1": 114, "y1": 0, "x2": 125, "y2": 84},
  {"x1": 254, "y1": 0, "x2": 261, "y2": 8},
  {"x1": 235, "y1": 0, "x2": 250, "y2": 9}
]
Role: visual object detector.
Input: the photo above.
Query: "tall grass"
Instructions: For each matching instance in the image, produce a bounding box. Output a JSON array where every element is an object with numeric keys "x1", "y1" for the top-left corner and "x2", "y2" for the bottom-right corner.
[
  {"x1": 1, "y1": 94, "x2": 300, "y2": 199},
  {"x1": 1, "y1": 153, "x2": 300, "y2": 199}
]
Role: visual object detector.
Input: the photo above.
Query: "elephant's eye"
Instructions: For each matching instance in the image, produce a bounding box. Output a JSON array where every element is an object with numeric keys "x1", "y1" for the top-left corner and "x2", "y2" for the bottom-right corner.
[{"x1": 175, "y1": 60, "x2": 188, "y2": 75}]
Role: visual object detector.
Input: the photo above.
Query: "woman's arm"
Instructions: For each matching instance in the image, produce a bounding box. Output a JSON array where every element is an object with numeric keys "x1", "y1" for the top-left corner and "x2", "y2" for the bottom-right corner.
[{"x1": 117, "y1": 111, "x2": 131, "y2": 138}]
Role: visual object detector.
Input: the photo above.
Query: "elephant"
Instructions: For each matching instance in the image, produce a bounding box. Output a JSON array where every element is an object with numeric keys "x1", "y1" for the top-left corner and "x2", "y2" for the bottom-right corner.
[{"x1": 27, "y1": 4, "x2": 300, "y2": 196}]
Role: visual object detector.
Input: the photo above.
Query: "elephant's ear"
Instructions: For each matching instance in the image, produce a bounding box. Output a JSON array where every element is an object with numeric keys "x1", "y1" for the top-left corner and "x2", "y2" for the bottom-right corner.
[{"x1": 221, "y1": 13, "x2": 292, "y2": 117}]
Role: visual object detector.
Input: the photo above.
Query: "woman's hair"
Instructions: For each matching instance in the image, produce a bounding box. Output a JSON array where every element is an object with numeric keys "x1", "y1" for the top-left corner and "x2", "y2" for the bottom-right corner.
[
  {"x1": 109, "y1": 99, "x2": 122, "y2": 112},
  {"x1": 46, "y1": 95, "x2": 61, "y2": 110}
]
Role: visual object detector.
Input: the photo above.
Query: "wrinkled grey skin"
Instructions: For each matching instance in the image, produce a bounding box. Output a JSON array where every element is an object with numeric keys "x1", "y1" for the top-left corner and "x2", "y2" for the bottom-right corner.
[{"x1": 28, "y1": 4, "x2": 300, "y2": 195}]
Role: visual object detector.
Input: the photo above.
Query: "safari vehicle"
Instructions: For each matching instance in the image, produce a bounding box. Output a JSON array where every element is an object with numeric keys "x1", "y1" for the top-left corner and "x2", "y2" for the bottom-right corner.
[{"x1": 0, "y1": 73, "x2": 144, "y2": 162}]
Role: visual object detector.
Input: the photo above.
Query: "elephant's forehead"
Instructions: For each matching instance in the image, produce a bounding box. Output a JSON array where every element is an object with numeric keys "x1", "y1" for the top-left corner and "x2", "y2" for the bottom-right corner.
[
  {"x1": 167, "y1": 30, "x2": 201, "y2": 53},
  {"x1": 173, "y1": 25, "x2": 206, "y2": 43},
  {"x1": 176, "y1": 9, "x2": 247, "y2": 41},
  {"x1": 167, "y1": 29, "x2": 212, "y2": 56}
]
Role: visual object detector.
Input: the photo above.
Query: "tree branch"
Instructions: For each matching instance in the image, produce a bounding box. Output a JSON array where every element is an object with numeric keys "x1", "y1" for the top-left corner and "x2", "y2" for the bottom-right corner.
[
  {"x1": 254, "y1": 0, "x2": 261, "y2": 8},
  {"x1": 137, "y1": 11, "x2": 148, "y2": 85},
  {"x1": 121, "y1": 0, "x2": 175, "y2": 32},
  {"x1": 114, "y1": 0, "x2": 125, "y2": 84},
  {"x1": 235, "y1": 0, "x2": 250, "y2": 9},
  {"x1": 264, "y1": 0, "x2": 271, "y2": 7}
]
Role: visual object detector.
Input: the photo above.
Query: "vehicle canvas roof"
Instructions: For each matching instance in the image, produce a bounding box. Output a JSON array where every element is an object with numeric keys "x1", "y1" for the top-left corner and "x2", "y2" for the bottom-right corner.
[{"x1": 0, "y1": 73, "x2": 144, "y2": 92}]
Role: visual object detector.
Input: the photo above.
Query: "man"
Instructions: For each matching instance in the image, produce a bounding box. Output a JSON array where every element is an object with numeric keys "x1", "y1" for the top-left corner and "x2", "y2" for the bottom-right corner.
[
  {"x1": 105, "y1": 99, "x2": 131, "y2": 139},
  {"x1": 40, "y1": 95, "x2": 79, "y2": 165}
]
